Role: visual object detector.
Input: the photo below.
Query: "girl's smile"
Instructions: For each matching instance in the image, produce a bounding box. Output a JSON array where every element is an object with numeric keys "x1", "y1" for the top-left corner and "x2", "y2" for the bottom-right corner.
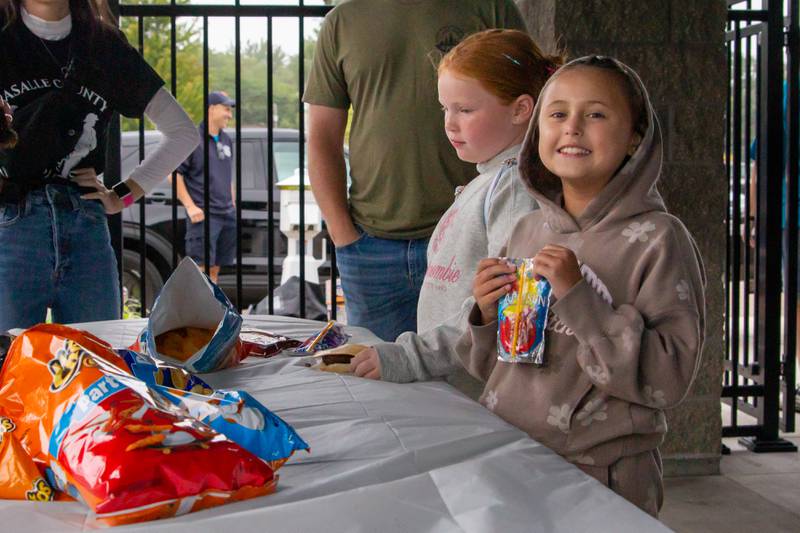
[{"x1": 538, "y1": 67, "x2": 640, "y2": 195}]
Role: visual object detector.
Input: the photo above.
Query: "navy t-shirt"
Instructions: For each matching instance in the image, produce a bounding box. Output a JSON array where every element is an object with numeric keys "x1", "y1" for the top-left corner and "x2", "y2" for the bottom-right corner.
[
  {"x1": 0, "y1": 16, "x2": 164, "y2": 186},
  {"x1": 177, "y1": 124, "x2": 234, "y2": 216}
]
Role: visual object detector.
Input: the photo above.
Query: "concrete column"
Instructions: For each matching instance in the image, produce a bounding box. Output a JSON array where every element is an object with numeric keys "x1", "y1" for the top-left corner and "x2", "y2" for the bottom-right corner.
[{"x1": 517, "y1": 0, "x2": 726, "y2": 476}]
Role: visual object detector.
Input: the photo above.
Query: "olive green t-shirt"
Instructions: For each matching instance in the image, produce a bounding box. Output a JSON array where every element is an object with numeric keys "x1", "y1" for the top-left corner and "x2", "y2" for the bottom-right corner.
[{"x1": 303, "y1": 0, "x2": 527, "y2": 239}]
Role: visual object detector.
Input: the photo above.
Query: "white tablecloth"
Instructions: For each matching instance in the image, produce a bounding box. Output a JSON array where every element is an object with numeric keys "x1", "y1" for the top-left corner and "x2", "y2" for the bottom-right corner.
[{"x1": 1, "y1": 316, "x2": 670, "y2": 532}]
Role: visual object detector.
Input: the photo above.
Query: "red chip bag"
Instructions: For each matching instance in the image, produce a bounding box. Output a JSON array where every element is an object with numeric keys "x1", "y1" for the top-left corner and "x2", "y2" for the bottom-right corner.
[{"x1": 0, "y1": 325, "x2": 277, "y2": 526}]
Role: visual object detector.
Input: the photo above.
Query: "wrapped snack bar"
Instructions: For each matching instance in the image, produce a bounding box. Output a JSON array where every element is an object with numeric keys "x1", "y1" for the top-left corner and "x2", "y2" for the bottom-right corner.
[
  {"x1": 497, "y1": 258, "x2": 552, "y2": 365},
  {"x1": 239, "y1": 329, "x2": 302, "y2": 358},
  {"x1": 285, "y1": 320, "x2": 349, "y2": 356}
]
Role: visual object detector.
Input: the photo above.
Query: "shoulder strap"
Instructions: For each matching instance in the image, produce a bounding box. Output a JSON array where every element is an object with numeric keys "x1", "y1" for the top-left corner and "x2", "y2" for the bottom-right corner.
[{"x1": 483, "y1": 157, "x2": 517, "y2": 227}]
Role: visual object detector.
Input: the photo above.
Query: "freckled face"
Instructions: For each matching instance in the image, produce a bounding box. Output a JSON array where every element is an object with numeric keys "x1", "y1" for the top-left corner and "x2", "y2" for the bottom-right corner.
[{"x1": 438, "y1": 70, "x2": 529, "y2": 164}]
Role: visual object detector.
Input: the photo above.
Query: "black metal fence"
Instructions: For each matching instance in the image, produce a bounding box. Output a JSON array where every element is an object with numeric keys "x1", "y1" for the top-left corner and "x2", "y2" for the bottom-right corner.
[
  {"x1": 724, "y1": 0, "x2": 797, "y2": 452},
  {"x1": 105, "y1": 0, "x2": 336, "y2": 320}
]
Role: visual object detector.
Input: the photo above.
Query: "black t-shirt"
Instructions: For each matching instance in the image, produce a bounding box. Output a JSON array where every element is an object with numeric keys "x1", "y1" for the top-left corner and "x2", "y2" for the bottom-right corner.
[
  {"x1": 0, "y1": 17, "x2": 164, "y2": 186},
  {"x1": 178, "y1": 124, "x2": 234, "y2": 216}
]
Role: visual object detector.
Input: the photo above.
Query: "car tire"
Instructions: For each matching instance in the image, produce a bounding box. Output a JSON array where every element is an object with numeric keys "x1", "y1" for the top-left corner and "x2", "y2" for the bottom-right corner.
[{"x1": 122, "y1": 249, "x2": 165, "y2": 316}]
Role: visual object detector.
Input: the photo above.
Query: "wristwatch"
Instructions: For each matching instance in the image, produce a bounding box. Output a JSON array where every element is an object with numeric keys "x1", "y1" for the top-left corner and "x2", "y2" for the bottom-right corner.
[{"x1": 112, "y1": 180, "x2": 135, "y2": 207}]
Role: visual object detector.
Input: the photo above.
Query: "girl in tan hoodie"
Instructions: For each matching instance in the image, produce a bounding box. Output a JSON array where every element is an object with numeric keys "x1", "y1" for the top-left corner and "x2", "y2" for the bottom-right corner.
[{"x1": 459, "y1": 56, "x2": 706, "y2": 517}]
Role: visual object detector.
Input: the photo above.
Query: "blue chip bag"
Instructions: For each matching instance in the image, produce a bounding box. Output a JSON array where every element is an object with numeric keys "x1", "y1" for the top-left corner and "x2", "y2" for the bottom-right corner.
[
  {"x1": 144, "y1": 258, "x2": 243, "y2": 373},
  {"x1": 119, "y1": 349, "x2": 309, "y2": 470}
]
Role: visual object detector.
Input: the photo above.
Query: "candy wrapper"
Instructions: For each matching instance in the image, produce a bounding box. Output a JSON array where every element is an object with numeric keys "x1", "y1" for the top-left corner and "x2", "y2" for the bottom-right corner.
[
  {"x1": 119, "y1": 349, "x2": 309, "y2": 470},
  {"x1": 284, "y1": 321, "x2": 349, "y2": 356},
  {"x1": 141, "y1": 257, "x2": 243, "y2": 373},
  {"x1": 0, "y1": 325, "x2": 277, "y2": 526},
  {"x1": 240, "y1": 329, "x2": 302, "y2": 358},
  {"x1": 497, "y1": 258, "x2": 552, "y2": 365}
]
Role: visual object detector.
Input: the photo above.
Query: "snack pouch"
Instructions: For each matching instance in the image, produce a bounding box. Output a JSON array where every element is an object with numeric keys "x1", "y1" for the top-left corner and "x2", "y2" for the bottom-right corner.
[
  {"x1": 284, "y1": 321, "x2": 349, "y2": 356},
  {"x1": 144, "y1": 257, "x2": 243, "y2": 372},
  {"x1": 119, "y1": 349, "x2": 309, "y2": 470},
  {"x1": 496, "y1": 258, "x2": 552, "y2": 365},
  {"x1": 0, "y1": 325, "x2": 276, "y2": 526}
]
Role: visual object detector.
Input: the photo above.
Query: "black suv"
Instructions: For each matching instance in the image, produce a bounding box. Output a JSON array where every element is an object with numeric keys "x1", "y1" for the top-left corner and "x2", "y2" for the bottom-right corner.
[{"x1": 120, "y1": 128, "x2": 335, "y2": 310}]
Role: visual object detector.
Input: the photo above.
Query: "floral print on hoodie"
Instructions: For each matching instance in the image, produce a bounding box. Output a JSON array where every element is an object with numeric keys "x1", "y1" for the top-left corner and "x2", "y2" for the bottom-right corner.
[{"x1": 456, "y1": 58, "x2": 706, "y2": 469}]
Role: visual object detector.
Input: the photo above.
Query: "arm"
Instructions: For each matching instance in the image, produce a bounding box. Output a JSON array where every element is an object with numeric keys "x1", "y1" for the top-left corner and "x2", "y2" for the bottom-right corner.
[
  {"x1": 307, "y1": 104, "x2": 359, "y2": 246},
  {"x1": 126, "y1": 88, "x2": 199, "y2": 195},
  {"x1": 172, "y1": 172, "x2": 203, "y2": 223},
  {"x1": 373, "y1": 297, "x2": 476, "y2": 383},
  {"x1": 550, "y1": 230, "x2": 706, "y2": 409}
]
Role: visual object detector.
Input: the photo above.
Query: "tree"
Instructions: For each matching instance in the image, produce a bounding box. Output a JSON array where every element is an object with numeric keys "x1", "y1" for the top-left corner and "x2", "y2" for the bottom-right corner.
[
  {"x1": 119, "y1": 8, "x2": 327, "y2": 132},
  {"x1": 120, "y1": 3, "x2": 204, "y2": 131}
]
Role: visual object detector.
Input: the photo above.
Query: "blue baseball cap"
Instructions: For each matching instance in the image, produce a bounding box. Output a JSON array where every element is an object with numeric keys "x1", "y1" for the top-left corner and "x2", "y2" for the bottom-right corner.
[{"x1": 208, "y1": 92, "x2": 236, "y2": 107}]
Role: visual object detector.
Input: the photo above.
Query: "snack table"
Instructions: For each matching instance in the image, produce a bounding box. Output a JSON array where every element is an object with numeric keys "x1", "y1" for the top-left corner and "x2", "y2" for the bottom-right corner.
[{"x1": 1, "y1": 316, "x2": 670, "y2": 532}]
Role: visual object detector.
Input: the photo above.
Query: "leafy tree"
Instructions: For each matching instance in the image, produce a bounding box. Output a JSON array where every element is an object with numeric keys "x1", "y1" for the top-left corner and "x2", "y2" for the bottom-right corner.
[{"x1": 120, "y1": 4, "x2": 204, "y2": 130}]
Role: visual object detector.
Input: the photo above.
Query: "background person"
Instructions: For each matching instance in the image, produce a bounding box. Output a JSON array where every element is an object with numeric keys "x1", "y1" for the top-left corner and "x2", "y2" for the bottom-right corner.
[
  {"x1": 0, "y1": 0, "x2": 198, "y2": 332},
  {"x1": 304, "y1": 0, "x2": 527, "y2": 341},
  {"x1": 173, "y1": 91, "x2": 236, "y2": 283}
]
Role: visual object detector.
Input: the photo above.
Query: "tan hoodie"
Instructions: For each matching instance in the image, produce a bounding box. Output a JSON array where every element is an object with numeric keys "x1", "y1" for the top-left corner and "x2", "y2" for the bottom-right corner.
[{"x1": 455, "y1": 57, "x2": 706, "y2": 468}]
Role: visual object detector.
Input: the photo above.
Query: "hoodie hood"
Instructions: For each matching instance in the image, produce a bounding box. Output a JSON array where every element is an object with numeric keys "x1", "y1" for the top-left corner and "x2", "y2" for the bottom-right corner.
[{"x1": 518, "y1": 56, "x2": 666, "y2": 233}]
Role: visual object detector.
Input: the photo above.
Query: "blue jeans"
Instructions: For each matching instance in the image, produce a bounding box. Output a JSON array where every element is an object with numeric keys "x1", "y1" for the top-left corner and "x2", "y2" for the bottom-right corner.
[
  {"x1": 0, "y1": 184, "x2": 120, "y2": 332},
  {"x1": 335, "y1": 228, "x2": 428, "y2": 341}
]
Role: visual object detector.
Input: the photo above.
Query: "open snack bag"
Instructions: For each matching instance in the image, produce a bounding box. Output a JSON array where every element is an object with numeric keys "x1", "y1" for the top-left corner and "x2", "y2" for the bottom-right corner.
[
  {"x1": 142, "y1": 257, "x2": 243, "y2": 372},
  {"x1": 0, "y1": 325, "x2": 276, "y2": 526},
  {"x1": 119, "y1": 349, "x2": 309, "y2": 471}
]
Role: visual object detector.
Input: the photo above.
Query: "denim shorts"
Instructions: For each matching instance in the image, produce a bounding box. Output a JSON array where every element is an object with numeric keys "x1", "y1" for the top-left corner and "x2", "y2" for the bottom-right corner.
[
  {"x1": 334, "y1": 227, "x2": 429, "y2": 341},
  {"x1": 185, "y1": 212, "x2": 236, "y2": 267},
  {"x1": 0, "y1": 184, "x2": 120, "y2": 332}
]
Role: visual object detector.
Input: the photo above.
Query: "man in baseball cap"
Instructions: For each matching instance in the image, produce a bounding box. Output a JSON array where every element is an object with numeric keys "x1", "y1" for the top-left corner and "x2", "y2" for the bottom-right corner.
[{"x1": 172, "y1": 91, "x2": 237, "y2": 282}]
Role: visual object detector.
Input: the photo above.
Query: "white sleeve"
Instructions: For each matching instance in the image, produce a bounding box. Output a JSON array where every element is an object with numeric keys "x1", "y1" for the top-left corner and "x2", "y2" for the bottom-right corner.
[{"x1": 124, "y1": 87, "x2": 199, "y2": 194}]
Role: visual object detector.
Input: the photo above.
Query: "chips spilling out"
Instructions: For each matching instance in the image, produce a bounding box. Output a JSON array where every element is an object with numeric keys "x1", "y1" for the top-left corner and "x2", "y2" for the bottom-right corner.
[{"x1": 119, "y1": 349, "x2": 309, "y2": 471}]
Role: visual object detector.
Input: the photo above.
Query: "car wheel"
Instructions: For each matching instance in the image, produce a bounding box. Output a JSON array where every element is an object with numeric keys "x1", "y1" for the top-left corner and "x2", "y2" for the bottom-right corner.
[{"x1": 122, "y1": 249, "x2": 165, "y2": 316}]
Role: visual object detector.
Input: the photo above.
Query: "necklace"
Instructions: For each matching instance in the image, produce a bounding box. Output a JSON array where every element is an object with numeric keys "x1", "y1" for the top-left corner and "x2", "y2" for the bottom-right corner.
[{"x1": 37, "y1": 36, "x2": 70, "y2": 77}]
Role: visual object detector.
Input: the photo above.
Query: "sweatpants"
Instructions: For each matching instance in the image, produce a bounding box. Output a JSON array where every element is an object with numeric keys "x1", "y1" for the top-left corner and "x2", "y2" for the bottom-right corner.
[{"x1": 577, "y1": 448, "x2": 663, "y2": 518}]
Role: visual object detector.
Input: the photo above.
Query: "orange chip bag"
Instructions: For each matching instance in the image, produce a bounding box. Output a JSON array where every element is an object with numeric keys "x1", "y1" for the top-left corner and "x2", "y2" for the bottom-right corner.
[
  {"x1": 0, "y1": 414, "x2": 54, "y2": 501},
  {"x1": 0, "y1": 325, "x2": 277, "y2": 526}
]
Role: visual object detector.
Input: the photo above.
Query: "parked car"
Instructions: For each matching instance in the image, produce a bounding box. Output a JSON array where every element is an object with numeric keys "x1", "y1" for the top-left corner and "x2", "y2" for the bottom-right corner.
[{"x1": 120, "y1": 128, "x2": 341, "y2": 311}]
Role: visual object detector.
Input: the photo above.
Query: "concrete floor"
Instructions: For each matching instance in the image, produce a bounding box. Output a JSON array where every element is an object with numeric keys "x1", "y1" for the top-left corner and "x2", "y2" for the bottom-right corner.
[{"x1": 660, "y1": 435, "x2": 800, "y2": 532}]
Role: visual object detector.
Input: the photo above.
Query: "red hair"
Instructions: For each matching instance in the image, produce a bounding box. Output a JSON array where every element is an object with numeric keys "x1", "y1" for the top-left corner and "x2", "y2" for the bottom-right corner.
[{"x1": 438, "y1": 29, "x2": 564, "y2": 104}]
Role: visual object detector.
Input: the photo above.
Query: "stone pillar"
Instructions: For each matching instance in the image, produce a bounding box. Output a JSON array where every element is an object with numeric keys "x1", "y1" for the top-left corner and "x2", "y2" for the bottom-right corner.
[{"x1": 517, "y1": 0, "x2": 726, "y2": 476}]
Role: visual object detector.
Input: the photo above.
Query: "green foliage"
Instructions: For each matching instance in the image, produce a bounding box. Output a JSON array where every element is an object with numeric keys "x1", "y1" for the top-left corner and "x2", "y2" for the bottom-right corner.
[{"x1": 119, "y1": 10, "x2": 321, "y2": 132}]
